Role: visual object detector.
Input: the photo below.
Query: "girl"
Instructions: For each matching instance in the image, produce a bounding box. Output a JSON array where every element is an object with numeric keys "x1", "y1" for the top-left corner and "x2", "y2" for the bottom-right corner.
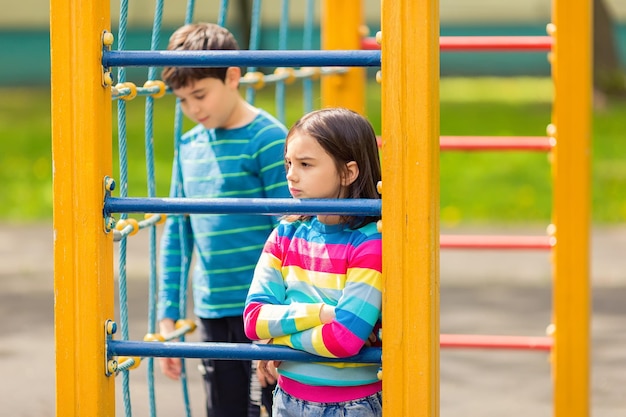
[{"x1": 243, "y1": 107, "x2": 383, "y2": 417}]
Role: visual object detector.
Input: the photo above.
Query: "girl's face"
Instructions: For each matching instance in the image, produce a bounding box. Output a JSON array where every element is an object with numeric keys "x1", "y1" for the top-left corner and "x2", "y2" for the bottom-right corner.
[
  {"x1": 172, "y1": 69, "x2": 240, "y2": 130},
  {"x1": 285, "y1": 131, "x2": 358, "y2": 200}
]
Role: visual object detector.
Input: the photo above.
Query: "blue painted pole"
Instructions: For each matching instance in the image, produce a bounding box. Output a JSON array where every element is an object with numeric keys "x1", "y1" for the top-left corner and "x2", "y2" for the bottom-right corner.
[
  {"x1": 108, "y1": 340, "x2": 382, "y2": 363},
  {"x1": 103, "y1": 49, "x2": 381, "y2": 68},
  {"x1": 104, "y1": 197, "x2": 382, "y2": 216}
]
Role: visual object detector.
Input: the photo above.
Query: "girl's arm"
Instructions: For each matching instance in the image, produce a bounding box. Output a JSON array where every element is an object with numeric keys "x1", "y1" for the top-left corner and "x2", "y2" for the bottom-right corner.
[
  {"x1": 271, "y1": 238, "x2": 382, "y2": 358},
  {"x1": 244, "y1": 250, "x2": 326, "y2": 340}
]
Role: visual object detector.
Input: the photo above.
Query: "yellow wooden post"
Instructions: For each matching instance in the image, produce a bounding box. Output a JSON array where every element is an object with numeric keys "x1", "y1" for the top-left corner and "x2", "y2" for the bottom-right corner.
[
  {"x1": 320, "y1": 0, "x2": 366, "y2": 114},
  {"x1": 550, "y1": 0, "x2": 592, "y2": 415},
  {"x1": 51, "y1": 0, "x2": 115, "y2": 415},
  {"x1": 380, "y1": 0, "x2": 440, "y2": 416}
]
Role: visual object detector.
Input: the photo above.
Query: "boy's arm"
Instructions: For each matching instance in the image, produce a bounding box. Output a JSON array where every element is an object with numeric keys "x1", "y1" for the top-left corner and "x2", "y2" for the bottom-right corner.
[
  {"x1": 157, "y1": 156, "x2": 193, "y2": 322},
  {"x1": 157, "y1": 214, "x2": 193, "y2": 321},
  {"x1": 252, "y1": 121, "x2": 290, "y2": 200}
]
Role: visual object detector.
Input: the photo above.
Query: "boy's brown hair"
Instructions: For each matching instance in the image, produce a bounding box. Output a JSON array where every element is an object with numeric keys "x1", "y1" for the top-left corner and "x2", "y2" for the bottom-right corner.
[{"x1": 161, "y1": 22, "x2": 240, "y2": 89}]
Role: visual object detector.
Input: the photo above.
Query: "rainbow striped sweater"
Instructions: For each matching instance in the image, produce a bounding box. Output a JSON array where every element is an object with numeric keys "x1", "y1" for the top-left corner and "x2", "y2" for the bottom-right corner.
[{"x1": 244, "y1": 217, "x2": 382, "y2": 401}]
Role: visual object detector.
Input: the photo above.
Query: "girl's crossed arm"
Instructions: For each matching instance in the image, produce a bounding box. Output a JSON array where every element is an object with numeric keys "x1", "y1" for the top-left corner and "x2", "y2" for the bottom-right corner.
[
  {"x1": 271, "y1": 264, "x2": 382, "y2": 358},
  {"x1": 244, "y1": 236, "x2": 382, "y2": 359}
]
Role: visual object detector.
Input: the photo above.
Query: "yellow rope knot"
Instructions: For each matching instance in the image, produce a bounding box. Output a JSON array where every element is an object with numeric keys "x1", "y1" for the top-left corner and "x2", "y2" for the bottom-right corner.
[
  {"x1": 242, "y1": 71, "x2": 266, "y2": 90},
  {"x1": 143, "y1": 80, "x2": 167, "y2": 98},
  {"x1": 114, "y1": 82, "x2": 138, "y2": 101},
  {"x1": 274, "y1": 67, "x2": 297, "y2": 85}
]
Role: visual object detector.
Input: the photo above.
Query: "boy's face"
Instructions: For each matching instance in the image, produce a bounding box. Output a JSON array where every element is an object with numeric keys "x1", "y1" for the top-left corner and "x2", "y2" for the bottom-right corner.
[{"x1": 173, "y1": 68, "x2": 240, "y2": 129}]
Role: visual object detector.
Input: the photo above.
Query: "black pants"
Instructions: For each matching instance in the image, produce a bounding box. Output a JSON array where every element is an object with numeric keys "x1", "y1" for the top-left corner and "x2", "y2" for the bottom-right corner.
[{"x1": 197, "y1": 316, "x2": 274, "y2": 417}]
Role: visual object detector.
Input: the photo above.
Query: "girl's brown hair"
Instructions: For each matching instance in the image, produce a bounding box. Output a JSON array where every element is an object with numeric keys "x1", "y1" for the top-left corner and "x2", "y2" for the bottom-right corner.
[{"x1": 285, "y1": 107, "x2": 382, "y2": 228}]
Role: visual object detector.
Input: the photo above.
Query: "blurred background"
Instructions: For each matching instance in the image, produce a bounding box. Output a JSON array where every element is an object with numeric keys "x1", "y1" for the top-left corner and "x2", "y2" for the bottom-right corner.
[
  {"x1": 0, "y1": 0, "x2": 624, "y2": 224},
  {"x1": 2, "y1": 0, "x2": 626, "y2": 83},
  {"x1": 1, "y1": 0, "x2": 626, "y2": 226},
  {"x1": 1, "y1": 2, "x2": 625, "y2": 416}
]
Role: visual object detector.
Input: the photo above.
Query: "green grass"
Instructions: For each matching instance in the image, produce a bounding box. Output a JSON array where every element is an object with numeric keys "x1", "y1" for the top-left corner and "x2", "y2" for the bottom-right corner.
[
  {"x1": 1, "y1": 77, "x2": 625, "y2": 224},
  {"x1": 439, "y1": 78, "x2": 549, "y2": 224},
  {"x1": 0, "y1": 90, "x2": 53, "y2": 221}
]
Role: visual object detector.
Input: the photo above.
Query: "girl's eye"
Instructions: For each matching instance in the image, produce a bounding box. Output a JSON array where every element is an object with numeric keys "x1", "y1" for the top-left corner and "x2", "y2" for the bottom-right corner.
[{"x1": 194, "y1": 95, "x2": 205, "y2": 100}]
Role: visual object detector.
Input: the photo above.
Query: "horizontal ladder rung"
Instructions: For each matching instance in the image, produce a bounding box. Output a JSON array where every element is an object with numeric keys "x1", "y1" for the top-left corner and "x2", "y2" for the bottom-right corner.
[
  {"x1": 440, "y1": 334, "x2": 553, "y2": 350},
  {"x1": 441, "y1": 234, "x2": 554, "y2": 250},
  {"x1": 441, "y1": 136, "x2": 552, "y2": 151},
  {"x1": 362, "y1": 36, "x2": 553, "y2": 51}
]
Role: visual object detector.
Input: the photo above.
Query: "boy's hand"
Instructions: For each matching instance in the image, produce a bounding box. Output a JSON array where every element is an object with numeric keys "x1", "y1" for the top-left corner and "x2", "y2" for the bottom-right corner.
[
  {"x1": 158, "y1": 319, "x2": 181, "y2": 379},
  {"x1": 159, "y1": 357, "x2": 183, "y2": 380}
]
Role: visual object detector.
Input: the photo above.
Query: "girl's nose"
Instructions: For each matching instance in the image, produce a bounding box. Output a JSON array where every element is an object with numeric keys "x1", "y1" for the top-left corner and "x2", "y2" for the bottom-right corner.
[{"x1": 286, "y1": 166, "x2": 296, "y2": 181}]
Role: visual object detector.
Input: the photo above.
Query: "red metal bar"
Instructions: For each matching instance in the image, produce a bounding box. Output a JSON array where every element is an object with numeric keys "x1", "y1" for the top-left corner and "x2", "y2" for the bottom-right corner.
[
  {"x1": 441, "y1": 136, "x2": 553, "y2": 151},
  {"x1": 440, "y1": 334, "x2": 553, "y2": 351},
  {"x1": 441, "y1": 234, "x2": 554, "y2": 250},
  {"x1": 376, "y1": 136, "x2": 553, "y2": 152},
  {"x1": 361, "y1": 36, "x2": 553, "y2": 51},
  {"x1": 441, "y1": 36, "x2": 553, "y2": 51}
]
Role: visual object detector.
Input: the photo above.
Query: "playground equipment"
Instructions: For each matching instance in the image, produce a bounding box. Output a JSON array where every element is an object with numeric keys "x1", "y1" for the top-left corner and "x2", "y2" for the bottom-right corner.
[{"x1": 51, "y1": 0, "x2": 591, "y2": 416}]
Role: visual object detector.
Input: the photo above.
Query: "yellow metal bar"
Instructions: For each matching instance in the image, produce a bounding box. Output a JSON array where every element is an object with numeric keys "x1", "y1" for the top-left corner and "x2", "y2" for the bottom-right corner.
[
  {"x1": 380, "y1": 0, "x2": 440, "y2": 416},
  {"x1": 51, "y1": 0, "x2": 114, "y2": 416},
  {"x1": 320, "y1": 0, "x2": 366, "y2": 114},
  {"x1": 550, "y1": 0, "x2": 592, "y2": 415}
]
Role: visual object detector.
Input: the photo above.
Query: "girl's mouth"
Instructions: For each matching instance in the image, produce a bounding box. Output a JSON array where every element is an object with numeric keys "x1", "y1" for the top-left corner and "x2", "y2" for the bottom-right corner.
[{"x1": 289, "y1": 188, "x2": 302, "y2": 197}]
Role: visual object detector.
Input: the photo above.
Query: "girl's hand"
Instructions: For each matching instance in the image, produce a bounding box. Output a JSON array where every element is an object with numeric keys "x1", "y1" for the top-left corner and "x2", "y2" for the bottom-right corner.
[
  {"x1": 364, "y1": 331, "x2": 379, "y2": 347},
  {"x1": 257, "y1": 360, "x2": 280, "y2": 386},
  {"x1": 319, "y1": 304, "x2": 336, "y2": 324}
]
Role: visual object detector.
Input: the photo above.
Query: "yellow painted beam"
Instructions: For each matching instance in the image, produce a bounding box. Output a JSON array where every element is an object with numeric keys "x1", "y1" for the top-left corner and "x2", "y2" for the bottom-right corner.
[
  {"x1": 380, "y1": 0, "x2": 440, "y2": 416},
  {"x1": 320, "y1": 0, "x2": 366, "y2": 114},
  {"x1": 51, "y1": 0, "x2": 114, "y2": 416},
  {"x1": 550, "y1": 0, "x2": 592, "y2": 416}
]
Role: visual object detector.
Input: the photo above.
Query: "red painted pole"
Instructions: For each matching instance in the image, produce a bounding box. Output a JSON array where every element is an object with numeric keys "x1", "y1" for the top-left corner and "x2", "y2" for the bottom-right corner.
[
  {"x1": 362, "y1": 36, "x2": 553, "y2": 51},
  {"x1": 441, "y1": 334, "x2": 553, "y2": 351},
  {"x1": 441, "y1": 235, "x2": 554, "y2": 250},
  {"x1": 377, "y1": 136, "x2": 553, "y2": 152},
  {"x1": 441, "y1": 136, "x2": 553, "y2": 151}
]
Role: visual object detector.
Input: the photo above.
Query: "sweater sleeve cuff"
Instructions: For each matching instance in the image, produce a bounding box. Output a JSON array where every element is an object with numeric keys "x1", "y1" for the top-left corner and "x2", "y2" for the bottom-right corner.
[
  {"x1": 298, "y1": 303, "x2": 324, "y2": 330},
  {"x1": 157, "y1": 304, "x2": 181, "y2": 322}
]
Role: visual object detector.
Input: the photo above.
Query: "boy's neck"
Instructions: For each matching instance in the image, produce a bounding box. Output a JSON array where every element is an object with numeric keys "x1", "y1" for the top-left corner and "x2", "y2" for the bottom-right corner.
[{"x1": 221, "y1": 98, "x2": 259, "y2": 130}]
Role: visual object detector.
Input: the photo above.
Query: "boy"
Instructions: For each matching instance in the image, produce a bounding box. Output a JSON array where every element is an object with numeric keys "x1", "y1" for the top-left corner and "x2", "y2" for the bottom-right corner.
[{"x1": 157, "y1": 22, "x2": 287, "y2": 417}]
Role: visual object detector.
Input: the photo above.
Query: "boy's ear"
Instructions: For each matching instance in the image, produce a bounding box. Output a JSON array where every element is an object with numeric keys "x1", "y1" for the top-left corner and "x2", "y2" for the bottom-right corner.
[
  {"x1": 225, "y1": 67, "x2": 241, "y2": 88},
  {"x1": 342, "y1": 161, "x2": 359, "y2": 187}
]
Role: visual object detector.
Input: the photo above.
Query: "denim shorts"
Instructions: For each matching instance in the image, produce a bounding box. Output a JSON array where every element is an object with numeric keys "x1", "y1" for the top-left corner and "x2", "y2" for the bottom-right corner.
[{"x1": 272, "y1": 385, "x2": 382, "y2": 417}]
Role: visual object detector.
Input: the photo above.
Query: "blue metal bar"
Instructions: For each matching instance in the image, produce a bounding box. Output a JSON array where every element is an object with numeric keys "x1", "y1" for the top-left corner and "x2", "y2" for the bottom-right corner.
[
  {"x1": 103, "y1": 50, "x2": 381, "y2": 68},
  {"x1": 105, "y1": 197, "x2": 382, "y2": 216},
  {"x1": 245, "y1": 0, "x2": 263, "y2": 104},
  {"x1": 108, "y1": 340, "x2": 382, "y2": 363}
]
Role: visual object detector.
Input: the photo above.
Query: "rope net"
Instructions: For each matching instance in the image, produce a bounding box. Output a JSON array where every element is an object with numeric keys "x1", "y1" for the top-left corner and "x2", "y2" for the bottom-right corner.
[{"x1": 111, "y1": 1, "x2": 337, "y2": 416}]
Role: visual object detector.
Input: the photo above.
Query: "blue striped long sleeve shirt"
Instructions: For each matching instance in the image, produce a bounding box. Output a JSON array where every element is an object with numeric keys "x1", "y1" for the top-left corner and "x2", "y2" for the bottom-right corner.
[{"x1": 158, "y1": 109, "x2": 290, "y2": 320}]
